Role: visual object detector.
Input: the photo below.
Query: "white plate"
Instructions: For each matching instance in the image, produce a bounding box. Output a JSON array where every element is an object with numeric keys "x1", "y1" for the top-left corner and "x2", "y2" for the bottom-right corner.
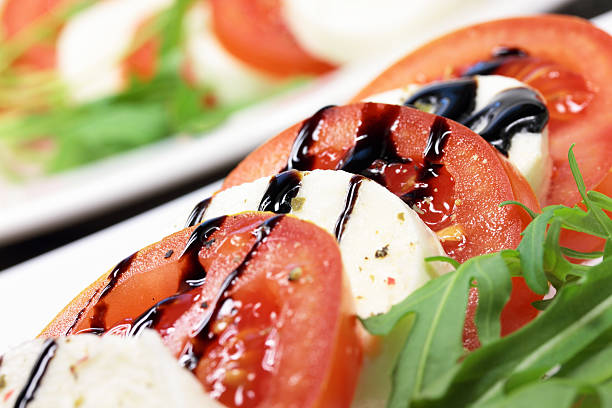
[
  {"x1": 0, "y1": 0, "x2": 569, "y2": 245},
  {"x1": 0, "y1": 3, "x2": 605, "y2": 354}
]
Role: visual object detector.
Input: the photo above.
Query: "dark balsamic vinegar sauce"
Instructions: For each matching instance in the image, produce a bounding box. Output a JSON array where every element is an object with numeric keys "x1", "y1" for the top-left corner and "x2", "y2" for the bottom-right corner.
[
  {"x1": 286, "y1": 105, "x2": 335, "y2": 171},
  {"x1": 67, "y1": 254, "x2": 135, "y2": 334},
  {"x1": 185, "y1": 197, "x2": 212, "y2": 228},
  {"x1": 404, "y1": 78, "x2": 477, "y2": 122},
  {"x1": 184, "y1": 215, "x2": 284, "y2": 363},
  {"x1": 401, "y1": 78, "x2": 547, "y2": 157},
  {"x1": 178, "y1": 216, "x2": 227, "y2": 291},
  {"x1": 334, "y1": 176, "x2": 365, "y2": 242},
  {"x1": 285, "y1": 103, "x2": 455, "y2": 231},
  {"x1": 258, "y1": 170, "x2": 302, "y2": 214},
  {"x1": 73, "y1": 217, "x2": 227, "y2": 335},
  {"x1": 127, "y1": 215, "x2": 285, "y2": 371},
  {"x1": 462, "y1": 46, "x2": 528, "y2": 76},
  {"x1": 14, "y1": 339, "x2": 57, "y2": 408},
  {"x1": 402, "y1": 117, "x2": 451, "y2": 206},
  {"x1": 462, "y1": 87, "x2": 548, "y2": 156},
  {"x1": 337, "y1": 103, "x2": 403, "y2": 176}
]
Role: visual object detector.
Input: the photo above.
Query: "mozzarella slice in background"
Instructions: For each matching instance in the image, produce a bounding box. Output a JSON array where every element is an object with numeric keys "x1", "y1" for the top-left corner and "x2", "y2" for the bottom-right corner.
[
  {"x1": 183, "y1": 2, "x2": 280, "y2": 105},
  {"x1": 57, "y1": 0, "x2": 172, "y2": 102},
  {"x1": 364, "y1": 75, "x2": 551, "y2": 200},
  {"x1": 282, "y1": 0, "x2": 470, "y2": 65},
  {"x1": 194, "y1": 169, "x2": 450, "y2": 318},
  {"x1": 0, "y1": 330, "x2": 222, "y2": 407}
]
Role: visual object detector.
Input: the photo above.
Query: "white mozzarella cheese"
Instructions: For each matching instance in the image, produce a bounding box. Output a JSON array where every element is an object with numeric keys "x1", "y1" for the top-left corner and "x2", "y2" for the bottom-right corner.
[
  {"x1": 197, "y1": 169, "x2": 450, "y2": 318},
  {"x1": 364, "y1": 75, "x2": 551, "y2": 200},
  {"x1": 282, "y1": 0, "x2": 467, "y2": 65},
  {"x1": 183, "y1": 2, "x2": 279, "y2": 105},
  {"x1": 0, "y1": 330, "x2": 222, "y2": 407},
  {"x1": 57, "y1": 0, "x2": 172, "y2": 103}
]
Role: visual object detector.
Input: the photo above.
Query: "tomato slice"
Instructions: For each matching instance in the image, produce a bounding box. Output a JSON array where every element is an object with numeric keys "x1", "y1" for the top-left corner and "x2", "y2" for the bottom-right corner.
[
  {"x1": 0, "y1": 0, "x2": 69, "y2": 70},
  {"x1": 352, "y1": 15, "x2": 612, "y2": 209},
  {"x1": 42, "y1": 213, "x2": 361, "y2": 408},
  {"x1": 1, "y1": 0, "x2": 158, "y2": 81},
  {"x1": 225, "y1": 103, "x2": 538, "y2": 263},
  {"x1": 209, "y1": 0, "x2": 335, "y2": 77}
]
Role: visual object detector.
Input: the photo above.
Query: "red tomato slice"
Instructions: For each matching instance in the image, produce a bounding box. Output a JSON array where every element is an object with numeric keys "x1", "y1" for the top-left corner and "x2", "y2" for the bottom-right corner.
[
  {"x1": 1, "y1": 0, "x2": 158, "y2": 81},
  {"x1": 0, "y1": 0, "x2": 69, "y2": 70},
  {"x1": 209, "y1": 0, "x2": 335, "y2": 77},
  {"x1": 463, "y1": 276, "x2": 543, "y2": 351},
  {"x1": 42, "y1": 213, "x2": 361, "y2": 408},
  {"x1": 225, "y1": 103, "x2": 539, "y2": 263},
  {"x1": 352, "y1": 15, "x2": 612, "y2": 209}
]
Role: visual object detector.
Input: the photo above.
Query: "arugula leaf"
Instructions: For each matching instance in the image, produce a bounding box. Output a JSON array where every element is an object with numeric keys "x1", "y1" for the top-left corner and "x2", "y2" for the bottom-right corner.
[
  {"x1": 361, "y1": 152, "x2": 612, "y2": 408},
  {"x1": 362, "y1": 253, "x2": 512, "y2": 407},
  {"x1": 373, "y1": 258, "x2": 612, "y2": 408},
  {"x1": 516, "y1": 207, "x2": 558, "y2": 294}
]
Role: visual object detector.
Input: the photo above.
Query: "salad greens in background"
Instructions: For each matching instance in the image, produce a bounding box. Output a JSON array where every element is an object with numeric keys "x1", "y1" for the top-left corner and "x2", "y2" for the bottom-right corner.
[
  {"x1": 362, "y1": 147, "x2": 612, "y2": 408},
  {"x1": 0, "y1": 0, "x2": 305, "y2": 181}
]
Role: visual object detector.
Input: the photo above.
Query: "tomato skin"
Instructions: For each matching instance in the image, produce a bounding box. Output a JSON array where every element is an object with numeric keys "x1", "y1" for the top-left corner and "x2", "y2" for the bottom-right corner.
[
  {"x1": 225, "y1": 103, "x2": 539, "y2": 263},
  {"x1": 463, "y1": 277, "x2": 542, "y2": 350},
  {"x1": 210, "y1": 0, "x2": 335, "y2": 77},
  {"x1": 500, "y1": 277, "x2": 543, "y2": 336},
  {"x1": 41, "y1": 213, "x2": 361, "y2": 408},
  {"x1": 1, "y1": 0, "x2": 158, "y2": 82},
  {"x1": 1, "y1": 0, "x2": 69, "y2": 70},
  {"x1": 352, "y1": 15, "x2": 612, "y2": 210}
]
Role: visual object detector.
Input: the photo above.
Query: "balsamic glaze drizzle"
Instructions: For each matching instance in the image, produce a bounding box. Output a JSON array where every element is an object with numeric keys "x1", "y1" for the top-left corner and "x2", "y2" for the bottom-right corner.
[
  {"x1": 462, "y1": 87, "x2": 548, "y2": 156},
  {"x1": 87, "y1": 254, "x2": 135, "y2": 332},
  {"x1": 402, "y1": 78, "x2": 547, "y2": 156},
  {"x1": 128, "y1": 294, "x2": 181, "y2": 337},
  {"x1": 258, "y1": 170, "x2": 302, "y2": 214},
  {"x1": 97, "y1": 254, "x2": 135, "y2": 303},
  {"x1": 334, "y1": 176, "x2": 365, "y2": 242},
  {"x1": 404, "y1": 77, "x2": 477, "y2": 122},
  {"x1": 462, "y1": 46, "x2": 528, "y2": 76},
  {"x1": 286, "y1": 103, "x2": 450, "y2": 210},
  {"x1": 14, "y1": 339, "x2": 57, "y2": 408},
  {"x1": 190, "y1": 215, "x2": 283, "y2": 342},
  {"x1": 66, "y1": 254, "x2": 134, "y2": 334},
  {"x1": 185, "y1": 197, "x2": 212, "y2": 228},
  {"x1": 286, "y1": 105, "x2": 335, "y2": 171},
  {"x1": 337, "y1": 103, "x2": 403, "y2": 175},
  {"x1": 178, "y1": 216, "x2": 227, "y2": 291},
  {"x1": 401, "y1": 117, "x2": 451, "y2": 205}
]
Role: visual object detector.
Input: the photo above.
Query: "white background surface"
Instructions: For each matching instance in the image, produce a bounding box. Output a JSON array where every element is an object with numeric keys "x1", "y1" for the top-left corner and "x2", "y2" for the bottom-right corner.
[{"x1": 1, "y1": 8, "x2": 610, "y2": 354}]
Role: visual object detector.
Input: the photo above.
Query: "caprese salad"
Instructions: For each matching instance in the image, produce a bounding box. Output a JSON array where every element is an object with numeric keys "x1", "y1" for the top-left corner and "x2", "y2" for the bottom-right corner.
[{"x1": 2, "y1": 14, "x2": 612, "y2": 408}]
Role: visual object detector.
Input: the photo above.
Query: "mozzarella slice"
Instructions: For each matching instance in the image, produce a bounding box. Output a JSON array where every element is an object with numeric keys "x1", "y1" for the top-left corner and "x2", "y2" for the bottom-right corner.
[
  {"x1": 194, "y1": 169, "x2": 450, "y2": 318},
  {"x1": 57, "y1": 0, "x2": 172, "y2": 102},
  {"x1": 0, "y1": 330, "x2": 222, "y2": 407},
  {"x1": 364, "y1": 75, "x2": 551, "y2": 200},
  {"x1": 183, "y1": 2, "x2": 279, "y2": 105},
  {"x1": 282, "y1": 0, "x2": 468, "y2": 65}
]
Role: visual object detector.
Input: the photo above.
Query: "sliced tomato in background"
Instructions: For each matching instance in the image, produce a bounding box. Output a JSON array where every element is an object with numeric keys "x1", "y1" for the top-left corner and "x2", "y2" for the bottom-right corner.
[
  {"x1": 0, "y1": 0, "x2": 71, "y2": 70},
  {"x1": 1, "y1": 0, "x2": 158, "y2": 82},
  {"x1": 209, "y1": 0, "x2": 335, "y2": 77},
  {"x1": 41, "y1": 213, "x2": 361, "y2": 408},
  {"x1": 352, "y1": 15, "x2": 612, "y2": 210},
  {"x1": 225, "y1": 103, "x2": 538, "y2": 263}
]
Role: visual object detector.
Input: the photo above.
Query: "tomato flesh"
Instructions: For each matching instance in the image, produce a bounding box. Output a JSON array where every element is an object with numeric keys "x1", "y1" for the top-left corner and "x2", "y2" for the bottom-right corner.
[
  {"x1": 42, "y1": 213, "x2": 361, "y2": 408},
  {"x1": 353, "y1": 15, "x2": 612, "y2": 210},
  {"x1": 225, "y1": 103, "x2": 538, "y2": 263},
  {"x1": 2, "y1": 0, "x2": 158, "y2": 81},
  {"x1": 210, "y1": 0, "x2": 335, "y2": 77}
]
